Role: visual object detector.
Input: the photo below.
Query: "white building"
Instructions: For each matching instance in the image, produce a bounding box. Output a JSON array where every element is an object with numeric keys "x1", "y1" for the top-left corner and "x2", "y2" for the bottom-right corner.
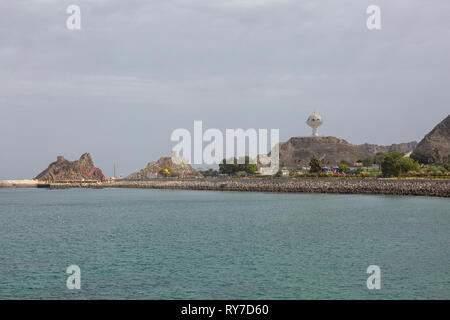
[{"x1": 306, "y1": 112, "x2": 323, "y2": 137}]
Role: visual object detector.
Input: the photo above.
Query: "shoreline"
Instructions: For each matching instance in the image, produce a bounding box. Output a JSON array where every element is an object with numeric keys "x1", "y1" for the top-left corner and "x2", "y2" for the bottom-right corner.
[
  {"x1": 2, "y1": 178, "x2": 446, "y2": 197},
  {"x1": 110, "y1": 178, "x2": 450, "y2": 197}
]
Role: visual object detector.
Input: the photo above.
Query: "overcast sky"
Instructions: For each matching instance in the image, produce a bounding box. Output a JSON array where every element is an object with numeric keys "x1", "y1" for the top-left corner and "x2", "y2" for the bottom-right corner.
[{"x1": 1, "y1": 0, "x2": 449, "y2": 179}]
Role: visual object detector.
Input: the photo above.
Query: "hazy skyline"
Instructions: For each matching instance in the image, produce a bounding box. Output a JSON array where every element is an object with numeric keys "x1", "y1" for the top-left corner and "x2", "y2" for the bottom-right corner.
[{"x1": 1, "y1": 0, "x2": 449, "y2": 179}]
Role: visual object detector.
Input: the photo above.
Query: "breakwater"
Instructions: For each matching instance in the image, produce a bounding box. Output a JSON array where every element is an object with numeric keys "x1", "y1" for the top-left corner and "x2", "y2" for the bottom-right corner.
[
  {"x1": 3, "y1": 178, "x2": 448, "y2": 197},
  {"x1": 0, "y1": 180, "x2": 38, "y2": 188},
  {"x1": 108, "y1": 178, "x2": 450, "y2": 198}
]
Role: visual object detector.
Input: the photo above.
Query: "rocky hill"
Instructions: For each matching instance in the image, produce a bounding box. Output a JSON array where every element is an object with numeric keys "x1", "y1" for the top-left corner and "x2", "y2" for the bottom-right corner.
[
  {"x1": 415, "y1": 114, "x2": 450, "y2": 156},
  {"x1": 126, "y1": 157, "x2": 203, "y2": 180},
  {"x1": 359, "y1": 141, "x2": 418, "y2": 154},
  {"x1": 278, "y1": 136, "x2": 417, "y2": 168},
  {"x1": 35, "y1": 153, "x2": 105, "y2": 182}
]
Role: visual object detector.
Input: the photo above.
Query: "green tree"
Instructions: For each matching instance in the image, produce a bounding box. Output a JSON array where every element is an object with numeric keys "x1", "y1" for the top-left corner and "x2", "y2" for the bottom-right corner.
[
  {"x1": 236, "y1": 171, "x2": 247, "y2": 177},
  {"x1": 410, "y1": 149, "x2": 433, "y2": 165},
  {"x1": 309, "y1": 155, "x2": 322, "y2": 173},
  {"x1": 219, "y1": 156, "x2": 257, "y2": 175},
  {"x1": 219, "y1": 159, "x2": 234, "y2": 175},
  {"x1": 244, "y1": 162, "x2": 257, "y2": 175},
  {"x1": 362, "y1": 157, "x2": 372, "y2": 168},
  {"x1": 374, "y1": 152, "x2": 385, "y2": 167},
  {"x1": 381, "y1": 151, "x2": 419, "y2": 177},
  {"x1": 200, "y1": 168, "x2": 219, "y2": 177},
  {"x1": 398, "y1": 157, "x2": 419, "y2": 173},
  {"x1": 338, "y1": 163, "x2": 350, "y2": 171},
  {"x1": 381, "y1": 151, "x2": 404, "y2": 177}
]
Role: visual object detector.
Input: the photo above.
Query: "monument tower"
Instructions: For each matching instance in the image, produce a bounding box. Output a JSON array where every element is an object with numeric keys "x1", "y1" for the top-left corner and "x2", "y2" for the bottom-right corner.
[{"x1": 306, "y1": 112, "x2": 323, "y2": 137}]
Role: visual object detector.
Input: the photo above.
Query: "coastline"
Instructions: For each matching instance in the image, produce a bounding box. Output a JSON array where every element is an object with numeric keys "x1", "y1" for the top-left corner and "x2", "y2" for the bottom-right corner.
[
  {"x1": 110, "y1": 178, "x2": 450, "y2": 197},
  {"x1": 5, "y1": 178, "x2": 443, "y2": 198},
  {"x1": 2, "y1": 178, "x2": 449, "y2": 197}
]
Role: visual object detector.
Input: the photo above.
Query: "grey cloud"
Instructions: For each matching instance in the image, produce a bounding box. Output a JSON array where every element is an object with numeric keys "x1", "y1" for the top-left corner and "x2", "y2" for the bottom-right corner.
[{"x1": 1, "y1": 0, "x2": 449, "y2": 178}]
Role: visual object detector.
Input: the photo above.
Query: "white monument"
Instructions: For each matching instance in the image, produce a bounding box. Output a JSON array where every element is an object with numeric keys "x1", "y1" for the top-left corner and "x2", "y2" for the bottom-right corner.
[{"x1": 306, "y1": 112, "x2": 323, "y2": 137}]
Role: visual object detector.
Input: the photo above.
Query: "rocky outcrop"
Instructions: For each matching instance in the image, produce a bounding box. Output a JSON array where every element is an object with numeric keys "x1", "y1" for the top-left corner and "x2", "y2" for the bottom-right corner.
[
  {"x1": 279, "y1": 136, "x2": 369, "y2": 167},
  {"x1": 278, "y1": 136, "x2": 417, "y2": 168},
  {"x1": 277, "y1": 115, "x2": 450, "y2": 167},
  {"x1": 126, "y1": 157, "x2": 203, "y2": 180},
  {"x1": 416, "y1": 115, "x2": 450, "y2": 155},
  {"x1": 359, "y1": 141, "x2": 418, "y2": 154},
  {"x1": 35, "y1": 153, "x2": 105, "y2": 182}
]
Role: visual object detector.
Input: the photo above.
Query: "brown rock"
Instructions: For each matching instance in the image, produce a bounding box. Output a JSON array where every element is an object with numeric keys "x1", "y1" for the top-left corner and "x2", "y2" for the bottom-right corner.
[
  {"x1": 278, "y1": 136, "x2": 417, "y2": 168},
  {"x1": 416, "y1": 114, "x2": 450, "y2": 155},
  {"x1": 35, "y1": 153, "x2": 105, "y2": 182},
  {"x1": 126, "y1": 157, "x2": 203, "y2": 180}
]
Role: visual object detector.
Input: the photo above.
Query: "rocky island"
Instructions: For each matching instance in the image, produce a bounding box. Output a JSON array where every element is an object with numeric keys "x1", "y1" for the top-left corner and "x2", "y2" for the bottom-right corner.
[{"x1": 35, "y1": 153, "x2": 105, "y2": 182}]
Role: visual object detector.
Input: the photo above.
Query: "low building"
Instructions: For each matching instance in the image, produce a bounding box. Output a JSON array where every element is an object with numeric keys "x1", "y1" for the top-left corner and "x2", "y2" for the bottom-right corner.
[{"x1": 257, "y1": 167, "x2": 274, "y2": 176}]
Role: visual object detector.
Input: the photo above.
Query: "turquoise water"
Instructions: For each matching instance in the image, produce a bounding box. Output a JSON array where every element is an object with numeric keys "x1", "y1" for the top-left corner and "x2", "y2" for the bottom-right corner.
[{"x1": 0, "y1": 188, "x2": 448, "y2": 299}]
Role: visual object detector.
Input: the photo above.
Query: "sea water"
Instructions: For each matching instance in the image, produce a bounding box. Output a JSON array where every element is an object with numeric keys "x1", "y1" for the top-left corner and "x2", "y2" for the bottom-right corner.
[{"x1": 0, "y1": 188, "x2": 448, "y2": 299}]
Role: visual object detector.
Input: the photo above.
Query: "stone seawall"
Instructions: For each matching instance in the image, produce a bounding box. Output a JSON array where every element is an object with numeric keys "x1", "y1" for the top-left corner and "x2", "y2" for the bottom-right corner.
[
  {"x1": 108, "y1": 179, "x2": 450, "y2": 198},
  {"x1": 0, "y1": 180, "x2": 38, "y2": 188}
]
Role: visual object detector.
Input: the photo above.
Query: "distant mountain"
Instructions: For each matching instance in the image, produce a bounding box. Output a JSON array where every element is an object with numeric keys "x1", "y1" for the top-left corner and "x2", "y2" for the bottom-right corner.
[
  {"x1": 415, "y1": 115, "x2": 450, "y2": 156},
  {"x1": 358, "y1": 141, "x2": 418, "y2": 155},
  {"x1": 35, "y1": 153, "x2": 105, "y2": 182},
  {"x1": 278, "y1": 136, "x2": 417, "y2": 168},
  {"x1": 126, "y1": 157, "x2": 203, "y2": 180}
]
